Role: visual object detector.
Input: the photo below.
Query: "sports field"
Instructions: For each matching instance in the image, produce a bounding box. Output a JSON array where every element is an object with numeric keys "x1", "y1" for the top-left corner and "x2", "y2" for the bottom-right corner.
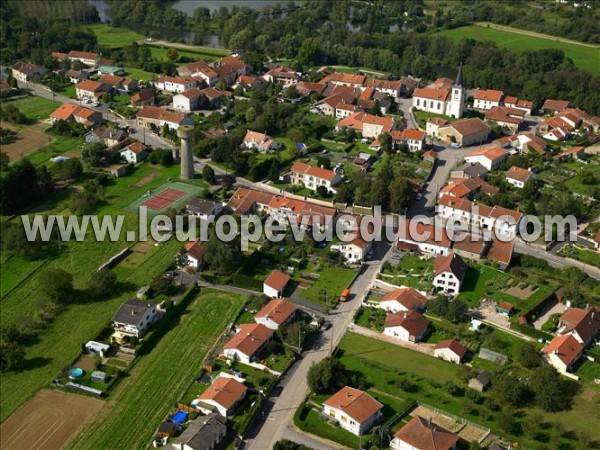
[
  {"x1": 435, "y1": 24, "x2": 600, "y2": 75},
  {"x1": 125, "y1": 181, "x2": 201, "y2": 214}
]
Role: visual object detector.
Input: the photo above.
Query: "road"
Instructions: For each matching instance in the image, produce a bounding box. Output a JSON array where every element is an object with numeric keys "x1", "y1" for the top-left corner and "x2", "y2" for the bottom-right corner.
[
  {"x1": 242, "y1": 240, "x2": 392, "y2": 450},
  {"x1": 18, "y1": 81, "x2": 173, "y2": 150}
]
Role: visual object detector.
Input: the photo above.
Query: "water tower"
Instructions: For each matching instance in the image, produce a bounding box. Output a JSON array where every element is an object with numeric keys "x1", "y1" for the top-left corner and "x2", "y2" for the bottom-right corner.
[{"x1": 177, "y1": 125, "x2": 195, "y2": 180}]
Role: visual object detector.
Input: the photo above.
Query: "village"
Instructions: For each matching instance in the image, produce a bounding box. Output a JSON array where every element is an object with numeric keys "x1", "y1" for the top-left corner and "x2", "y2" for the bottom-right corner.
[{"x1": 1, "y1": 5, "x2": 600, "y2": 450}]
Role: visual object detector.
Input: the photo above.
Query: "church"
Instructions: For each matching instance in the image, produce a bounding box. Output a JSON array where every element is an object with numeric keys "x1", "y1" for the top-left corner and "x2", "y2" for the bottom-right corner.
[{"x1": 412, "y1": 65, "x2": 465, "y2": 119}]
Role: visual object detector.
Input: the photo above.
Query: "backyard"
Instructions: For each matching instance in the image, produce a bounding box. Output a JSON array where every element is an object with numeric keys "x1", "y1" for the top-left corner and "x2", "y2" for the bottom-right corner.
[
  {"x1": 66, "y1": 289, "x2": 245, "y2": 450},
  {"x1": 299, "y1": 266, "x2": 356, "y2": 307}
]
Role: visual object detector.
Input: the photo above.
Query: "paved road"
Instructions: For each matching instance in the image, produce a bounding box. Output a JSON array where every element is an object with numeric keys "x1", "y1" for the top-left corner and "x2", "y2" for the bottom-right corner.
[
  {"x1": 514, "y1": 241, "x2": 600, "y2": 280},
  {"x1": 242, "y1": 240, "x2": 392, "y2": 450}
]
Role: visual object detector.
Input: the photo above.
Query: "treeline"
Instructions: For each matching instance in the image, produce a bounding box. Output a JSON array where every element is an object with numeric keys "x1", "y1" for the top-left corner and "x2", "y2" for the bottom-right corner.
[
  {"x1": 105, "y1": 0, "x2": 188, "y2": 29},
  {"x1": 0, "y1": 159, "x2": 54, "y2": 215}
]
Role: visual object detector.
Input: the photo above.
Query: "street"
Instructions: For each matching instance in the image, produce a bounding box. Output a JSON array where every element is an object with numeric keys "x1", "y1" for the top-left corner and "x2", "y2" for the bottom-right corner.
[{"x1": 242, "y1": 240, "x2": 392, "y2": 450}]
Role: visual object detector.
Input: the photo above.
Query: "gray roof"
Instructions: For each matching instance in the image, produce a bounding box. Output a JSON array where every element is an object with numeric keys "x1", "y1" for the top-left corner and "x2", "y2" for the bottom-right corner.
[
  {"x1": 112, "y1": 299, "x2": 155, "y2": 326},
  {"x1": 456, "y1": 162, "x2": 488, "y2": 178},
  {"x1": 176, "y1": 413, "x2": 227, "y2": 450},
  {"x1": 87, "y1": 126, "x2": 127, "y2": 142},
  {"x1": 187, "y1": 197, "x2": 220, "y2": 215},
  {"x1": 472, "y1": 370, "x2": 490, "y2": 386}
]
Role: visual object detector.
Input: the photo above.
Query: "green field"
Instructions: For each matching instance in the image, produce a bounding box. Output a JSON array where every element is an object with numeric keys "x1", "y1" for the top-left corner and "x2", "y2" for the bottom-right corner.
[
  {"x1": 6, "y1": 96, "x2": 61, "y2": 121},
  {"x1": 0, "y1": 162, "x2": 207, "y2": 421},
  {"x1": 124, "y1": 67, "x2": 157, "y2": 82},
  {"x1": 300, "y1": 267, "x2": 356, "y2": 307},
  {"x1": 67, "y1": 289, "x2": 245, "y2": 450},
  {"x1": 435, "y1": 24, "x2": 600, "y2": 74},
  {"x1": 87, "y1": 24, "x2": 147, "y2": 48},
  {"x1": 148, "y1": 45, "x2": 229, "y2": 62}
]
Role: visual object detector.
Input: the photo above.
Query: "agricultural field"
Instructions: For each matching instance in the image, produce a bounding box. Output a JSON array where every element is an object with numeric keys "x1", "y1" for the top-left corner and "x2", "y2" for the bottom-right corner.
[
  {"x1": 66, "y1": 289, "x2": 245, "y2": 450},
  {"x1": 148, "y1": 44, "x2": 229, "y2": 62},
  {"x1": 87, "y1": 23, "x2": 147, "y2": 48},
  {"x1": 0, "y1": 162, "x2": 206, "y2": 421},
  {"x1": 435, "y1": 24, "x2": 600, "y2": 75}
]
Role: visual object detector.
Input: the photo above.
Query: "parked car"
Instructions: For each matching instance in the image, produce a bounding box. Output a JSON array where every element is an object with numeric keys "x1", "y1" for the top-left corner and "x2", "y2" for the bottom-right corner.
[{"x1": 322, "y1": 320, "x2": 332, "y2": 330}]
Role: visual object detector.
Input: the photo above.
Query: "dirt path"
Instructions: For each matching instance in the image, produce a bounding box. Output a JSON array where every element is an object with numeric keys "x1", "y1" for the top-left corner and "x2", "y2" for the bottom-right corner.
[
  {"x1": 142, "y1": 39, "x2": 229, "y2": 54},
  {"x1": 350, "y1": 324, "x2": 435, "y2": 355},
  {"x1": 475, "y1": 22, "x2": 600, "y2": 49}
]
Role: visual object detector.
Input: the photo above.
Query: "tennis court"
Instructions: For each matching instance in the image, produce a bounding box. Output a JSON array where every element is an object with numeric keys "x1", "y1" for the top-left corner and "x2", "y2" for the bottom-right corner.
[{"x1": 125, "y1": 181, "x2": 202, "y2": 214}]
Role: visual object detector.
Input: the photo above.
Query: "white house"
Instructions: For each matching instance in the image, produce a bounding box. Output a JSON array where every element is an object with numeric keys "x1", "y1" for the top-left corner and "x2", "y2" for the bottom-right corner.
[
  {"x1": 473, "y1": 89, "x2": 504, "y2": 110},
  {"x1": 505, "y1": 166, "x2": 533, "y2": 188},
  {"x1": 112, "y1": 299, "x2": 158, "y2": 339},
  {"x1": 464, "y1": 147, "x2": 507, "y2": 171},
  {"x1": 153, "y1": 76, "x2": 197, "y2": 93},
  {"x1": 263, "y1": 270, "x2": 291, "y2": 298},
  {"x1": 378, "y1": 288, "x2": 428, "y2": 313},
  {"x1": 67, "y1": 50, "x2": 100, "y2": 67},
  {"x1": 542, "y1": 334, "x2": 583, "y2": 375},
  {"x1": 397, "y1": 220, "x2": 453, "y2": 257},
  {"x1": 339, "y1": 237, "x2": 371, "y2": 264},
  {"x1": 383, "y1": 310, "x2": 429, "y2": 342},
  {"x1": 195, "y1": 376, "x2": 247, "y2": 417},
  {"x1": 76, "y1": 79, "x2": 110, "y2": 100},
  {"x1": 434, "y1": 339, "x2": 467, "y2": 364},
  {"x1": 290, "y1": 162, "x2": 341, "y2": 193},
  {"x1": 390, "y1": 416, "x2": 459, "y2": 450},
  {"x1": 136, "y1": 106, "x2": 194, "y2": 131},
  {"x1": 322, "y1": 387, "x2": 383, "y2": 436},
  {"x1": 185, "y1": 198, "x2": 223, "y2": 221},
  {"x1": 243, "y1": 130, "x2": 281, "y2": 153},
  {"x1": 557, "y1": 307, "x2": 600, "y2": 347},
  {"x1": 11, "y1": 62, "x2": 48, "y2": 82},
  {"x1": 172, "y1": 88, "x2": 203, "y2": 112},
  {"x1": 222, "y1": 323, "x2": 273, "y2": 364},
  {"x1": 119, "y1": 142, "x2": 147, "y2": 163},
  {"x1": 183, "y1": 239, "x2": 204, "y2": 269},
  {"x1": 393, "y1": 129, "x2": 426, "y2": 152},
  {"x1": 254, "y1": 298, "x2": 297, "y2": 331},
  {"x1": 433, "y1": 252, "x2": 468, "y2": 297}
]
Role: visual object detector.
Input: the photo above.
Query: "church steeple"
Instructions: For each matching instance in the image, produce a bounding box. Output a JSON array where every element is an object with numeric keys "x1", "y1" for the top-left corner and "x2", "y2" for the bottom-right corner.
[{"x1": 454, "y1": 63, "x2": 464, "y2": 88}]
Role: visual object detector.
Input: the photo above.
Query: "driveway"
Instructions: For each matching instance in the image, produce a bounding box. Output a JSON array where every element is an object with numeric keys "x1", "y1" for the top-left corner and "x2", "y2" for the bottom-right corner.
[{"x1": 533, "y1": 300, "x2": 565, "y2": 330}]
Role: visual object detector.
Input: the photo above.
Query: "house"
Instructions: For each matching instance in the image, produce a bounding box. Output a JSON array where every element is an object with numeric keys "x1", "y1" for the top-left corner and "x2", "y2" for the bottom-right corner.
[
  {"x1": 186, "y1": 198, "x2": 223, "y2": 221},
  {"x1": 433, "y1": 252, "x2": 468, "y2": 296},
  {"x1": 543, "y1": 99, "x2": 571, "y2": 115},
  {"x1": 112, "y1": 298, "x2": 158, "y2": 340},
  {"x1": 85, "y1": 126, "x2": 127, "y2": 147},
  {"x1": 438, "y1": 177, "x2": 499, "y2": 199},
  {"x1": 322, "y1": 386, "x2": 383, "y2": 436},
  {"x1": 365, "y1": 78, "x2": 404, "y2": 101},
  {"x1": 335, "y1": 112, "x2": 395, "y2": 139},
  {"x1": 422, "y1": 150, "x2": 438, "y2": 163},
  {"x1": 473, "y1": 89, "x2": 504, "y2": 110},
  {"x1": 542, "y1": 334, "x2": 584, "y2": 375},
  {"x1": 222, "y1": 323, "x2": 273, "y2": 364},
  {"x1": 98, "y1": 74, "x2": 136, "y2": 92},
  {"x1": 198, "y1": 87, "x2": 231, "y2": 108},
  {"x1": 67, "y1": 50, "x2": 100, "y2": 67},
  {"x1": 450, "y1": 162, "x2": 488, "y2": 180},
  {"x1": 486, "y1": 238, "x2": 514, "y2": 270},
  {"x1": 464, "y1": 146, "x2": 507, "y2": 171},
  {"x1": 554, "y1": 145, "x2": 586, "y2": 161},
  {"x1": 506, "y1": 132, "x2": 547, "y2": 155},
  {"x1": 296, "y1": 80, "x2": 326, "y2": 96},
  {"x1": 437, "y1": 118, "x2": 490, "y2": 147},
  {"x1": 391, "y1": 129, "x2": 426, "y2": 152},
  {"x1": 173, "y1": 88, "x2": 204, "y2": 112},
  {"x1": 290, "y1": 162, "x2": 341, "y2": 193},
  {"x1": 156, "y1": 421, "x2": 177, "y2": 439},
  {"x1": 263, "y1": 65, "x2": 300, "y2": 85},
  {"x1": 321, "y1": 72, "x2": 366, "y2": 88},
  {"x1": 97, "y1": 65, "x2": 124, "y2": 76},
  {"x1": 506, "y1": 166, "x2": 533, "y2": 188},
  {"x1": 177, "y1": 60, "x2": 217, "y2": 84},
  {"x1": 315, "y1": 85, "x2": 355, "y2": 116},
  {"x1": 196, "y1": 376, "x2": 247, "y2": 417},
  {"x1": 168, "y1": 413, "x2": 227, "y2": 450},
  {"x1": 235, "y1": 74, "x2": 267, "y2": 91},
  {"x1": 339, "y1": 237, "x2": 371, "y2": 264},
  {"x1": 76, "y1": 79, "x2": 110, "y2": 100},
  {"x1": 496, "y1": 302, "x2": 514, "y2": 316},
  {"x1": 65, "y1": 69, "x2": 89, "y2": 84},
  {"x1": 254, "y1": 298, "x2": 297, "y2": 330},
  {"x1": 426, "y1": 117, "x2": 449, "y2": 138},
  {"x1": 484, "y1": 106, "x2": 525, "y2": 134},
  {"x1": 384, "y1": 310, "x2": 429, "y2": 342},
  {"x1": 131, "y1": 89, "x2": 155, "y2": 107},
  {"x1": 11, "y1": 62, "x2": 48, "y2": 82},
  {"x1": 119, "y1": 141, "x2": 147, "y2": 163},
  {"x1": 378, "y1": 288, "x2": 428, "y2": 313},
  {"x1": 468, "y1": 370, "x2": 491, "y2": 392},
  {"x1": 390, "y1": 416, "x2": 459, "y2": 450},
  {"x1": 211, "y1": 56, "x2": 248, "y2": 86},
  {"x1": 153, "y1": 76, "x2": 197, "y2": 93},
  {"x1": 243, "y1": 130, "x2": 281, "y2": 152},
  {"x1": 184, "y1": 239, "x2": 204, "y2": 269},
  {"x1": 266, "y1": 195, "x2": 337, "y2": 233},
  {"x1": 451, "y1": 233, "x2": 489, "y2": 261},
  {"x1": 263, "y1": 270, "x2": 291, "y2": 298},
  {"x1": 397, "y1": 220, "x2": 453, "y2": 256},
  {"x1": 136, "y1": 106, "x2": 193, "y2": 131},
  {"x1": 412, "y1": 66, "x2": 465, "y2": 118},
  {"x1": 557, "y1": 307, "x2": 600, "y2": 347},
  {"x1": 502, "y1": 96, "x2": 533, "y2": 115},
  {"x1": 434, "y1": 339, "x2": 467, "y2": 364},
  {"x1": 50, "y1": 103, "x2": 103, "y2": 127}
]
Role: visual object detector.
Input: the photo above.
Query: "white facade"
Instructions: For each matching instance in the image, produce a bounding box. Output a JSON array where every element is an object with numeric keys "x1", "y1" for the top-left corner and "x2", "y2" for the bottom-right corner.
[
  {"x1": 172, "y1": 93, "x2": 200, "y2": 112},
  {"x1": 340, "y1": 242, "x2": 369, "y2": 263},
  {"x1": 506, "y1": 176, "x2": 527, "y2": 188},
  {"x1": 383, "y1": 325, "x2": 413, "y2": 342},
  {"x1": 434, "y1": 347, "x2": 462, "y2": 364},
  {"x1": 263, "y1": 284, "x2": 281, "y2": 299},
  {"x1": 433, "y1": 271, "x2": 462, "y2": 296},
  {"x1": 474, "y1": 98, "x2": 501, "y2": 110},
  {"x1": 154, "y1": 78, "x2": 197, "y2": 93},
  {"x1": 378, "y1": 300, "x2": 410, "y2": 314},
  {"x1": 120, "y1": 148, "x2": 146, "y2": 164},
  {"x1": 222, "y1": 347, "x2": 252, "y2": 364},
  {"x1": 291, "y1": 170, "x2": 341, "y2": 193},
  {"x1": 464, "y1": 153, "x2": 506, "y2": 171},
  {"x1": 322, "y1": 404, "x2": 380, "y2": 436},
  {"x1": 113, "y1": 308, "x2": 157, "y2": 338}
]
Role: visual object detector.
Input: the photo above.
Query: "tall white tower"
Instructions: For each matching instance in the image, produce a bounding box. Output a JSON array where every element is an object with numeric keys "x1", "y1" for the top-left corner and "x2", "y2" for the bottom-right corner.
[{"x1": 447, "y1": 64, "x2": 466, "y2": 119}]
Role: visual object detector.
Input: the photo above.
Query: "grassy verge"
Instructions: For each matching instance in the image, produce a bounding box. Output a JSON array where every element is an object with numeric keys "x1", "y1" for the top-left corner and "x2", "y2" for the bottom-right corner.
[{"x1": 66, "y1": 289, "x2": 245, "y2": 450}]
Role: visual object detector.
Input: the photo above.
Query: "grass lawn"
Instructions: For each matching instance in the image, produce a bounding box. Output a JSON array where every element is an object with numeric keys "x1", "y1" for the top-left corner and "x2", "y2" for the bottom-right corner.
[
  {"x1": 112, "y1": 94, "x2": 132, "y2": 107},
  {"x1": 0, "y1": 163, "x2": 205, "y2": 421},
  {"x1": 435, "y1": 24, "x2": 600, "y2": 75},
  {"x1": 148, "y1": 45, "x2": 228, "y2": 62},
  {"x1": 28, "y1": 136, "x2": 85, "y2": 166},
  {"x1": 88, "y1": 23, "x2": 147, "y2": 48},
  {"x1": 457, "y1": 265, "x2": 517, "y2": 306},
  {"x1": 66, "y1": 289, "x2": 245, "y2": 450},
  {"x1": 123, "y1": 67, "x2": 157, "y2": 82},
  {"x1": 58, "y1": 84, "x2": 76, "y2": 99},
  {"x1": 413, "y1": 109, "x2": 457, "y2": 128},
  {"x1": 561, "y1": 245, "x2": 600, "y2": 268},
  {"x1": 5, "y1": 96, "x2": 61, "y2": 121},
  {"x1": 300, "y1": 267, "x2": 356, "y2": 307}
]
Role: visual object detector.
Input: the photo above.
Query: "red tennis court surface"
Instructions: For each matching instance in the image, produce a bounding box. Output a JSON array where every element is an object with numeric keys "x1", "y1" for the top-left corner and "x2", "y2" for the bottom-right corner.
[{"x1": 141, "y1": 188, "x2": 186, "y2": 211}]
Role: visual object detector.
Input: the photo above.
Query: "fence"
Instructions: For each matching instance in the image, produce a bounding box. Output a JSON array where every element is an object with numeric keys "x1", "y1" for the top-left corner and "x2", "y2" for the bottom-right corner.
[{"x1": 415, "y1": 401, "x2": 491, "y2": 443}]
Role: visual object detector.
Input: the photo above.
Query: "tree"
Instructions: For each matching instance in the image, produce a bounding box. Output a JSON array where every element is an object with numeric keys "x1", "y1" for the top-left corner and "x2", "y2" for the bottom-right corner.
[
  {"x1": 166, "y1": 47, "x2": 179, "y2": 61},
  {"x1": 380, "y1": 132, "x2": 393, "y2": 154},
  {"x1": 0, "y1": 340, "x2": 26, "y2": 372},
  {"x1": 498, "y1": 408, "x2": 517, "y2": 434},
  {"x1": 52, "y1": 158, "x2": 83, "y2": 181},
  {"x1": 268, "y1": 159, "x2": 279, "y2": 182},
  {"x1": 202, "y1": 164, "x2": 216, "y2": 183},
  {"x1": 203, "y1": 229, "x2": 242, "y2": 275},
  {"x1": 150, "y1": 274, "x2": 173, "y2": 296},
  {"x1": 69, "y1": 190, "x2": 100, "y2": 214},
  {"x1": 494, "y1": 372, "x2": 527, "y2": 407},
  {"x1": 517, "y1": 342, "x2": 543, "y2": 368},
  {"x1": 307, "y1": 357, "x2": 348, "y2": 394},
  {"x1": 389, "y1": 177, "x2": 413, "y2": 213},
  {"x1": 0, "y1": 152, "x2": 9, "y2": 170},
  {"x1": 316, "y1": 185, "x2": 329, "y2": 198},
  {"x1": 530, "y1": 364, "x2": 571, "y2": 412},
  {"x1": 39, "y1": 268, "x2": 73, "y2": 303},
  {"x1": 87, "y1": 269, "x2": 117, "y2": 300},
  {"x1": 82, "y1": 142, "x2": 106, "y2": 167}
]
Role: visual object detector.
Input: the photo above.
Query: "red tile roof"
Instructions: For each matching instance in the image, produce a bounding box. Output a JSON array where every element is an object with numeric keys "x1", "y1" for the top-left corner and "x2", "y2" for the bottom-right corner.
[
  {"x1": 384, "y1": 310, "x2": 429, "y2": 336},
  {"x1": 184, "y1": 239, "x2": 204, "y2": 260},
  {"x1": 543, "y1": 334, "x2": 583, "y2": 367},
  {"x1": 413, "y1": 87, "x2": 449, "y2": 102},
  {"x1": 76, "y1": 80, "x2": 107, "y2": 93},
  {"x1": 434, "y1": 252, "x2": 468, "y2": 280},
  {"x1": 474, "y1": 89, "x2": 504, "y2": 102},
  {"x1": 559, "y1": 307, "x2": 600, "y2": 344},
  {"x1": 543, "y1": 99, "x2": 570, "y2": 112},
  {"x1": 466, "y1": 146, "x2": 506, "y2": 162},
  {"x1": 255, "y1": 299, "x2": 297, "y2": 326},
  {"x1": 435, "y1": 339, "x2": 467, "y2": 359},
  {"x1": 506, "y1": 166, "x2": 533, "y2": 183},
  {"x1": 486, "y1": 238, "x2": 514, "y2": 266},
  {"x1": 323, "y1": 387, "x2": 383, "y2": 423},
  {"x1": 198, "y1": 376, "x2": 247, "y2": 409},
  {"x1": 394, "y1": 416, "x2": 459, "y2": 450},
  {"x1": 448, "y1": 118, "x2": 490, "y2": 137},
  {"x1": 223, "y1": 323, "x2": 273, "y2": 357},
  {"x1": 264, "y1": 270, "x2": 290, "y2": 292},
  {"x1": 291, "y1": 161, "x2": 338, "y2": 182},
  {"x1": 381, "y1": 288, "x2": 428, "y2": 310}
]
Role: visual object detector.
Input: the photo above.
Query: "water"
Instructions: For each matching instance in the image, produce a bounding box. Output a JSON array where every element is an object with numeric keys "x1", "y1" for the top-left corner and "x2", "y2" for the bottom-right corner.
[{"x1": 173, "y1": 0, "x2": 294, "y2": 15}]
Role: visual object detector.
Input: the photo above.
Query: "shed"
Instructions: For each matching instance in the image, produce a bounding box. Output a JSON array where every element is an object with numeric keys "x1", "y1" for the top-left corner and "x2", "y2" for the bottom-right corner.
[
  {"x1": 137, "y1": 285, "x2": 151, "y2": 300},
  {"x1": 157, "y1": 421, "x2": 177, "y2": 438},
  {"x1": 468, "y1": 370, "x2": 491, "y2": 392},
  {"x1": 91, "y1": 371, "x2": 108, "y2": 382},
  {"x1": 85, "y1": 341, "x2": 110, "y2": 358},
  {"x1": 202, "y1": 359, "x2": 215, "y2": 372}
]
